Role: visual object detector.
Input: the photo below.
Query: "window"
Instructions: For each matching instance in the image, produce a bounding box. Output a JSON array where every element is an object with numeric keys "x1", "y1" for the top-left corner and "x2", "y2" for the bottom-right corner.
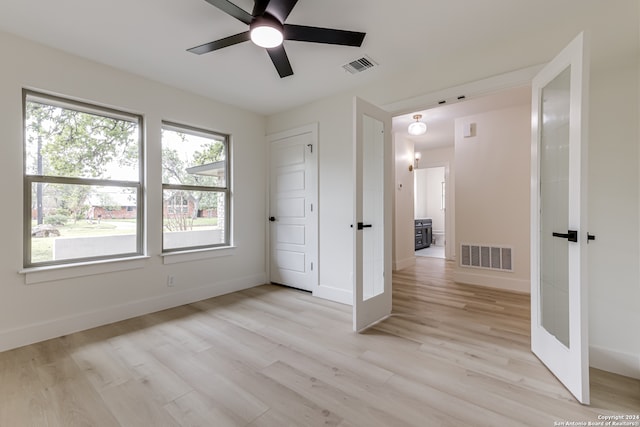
[
  {"x1": 161, "y1": 122, "x2": 230, "y2": 251},
  {"x1": 23, "y1": 91, "x2": 144, "y2": 268}
]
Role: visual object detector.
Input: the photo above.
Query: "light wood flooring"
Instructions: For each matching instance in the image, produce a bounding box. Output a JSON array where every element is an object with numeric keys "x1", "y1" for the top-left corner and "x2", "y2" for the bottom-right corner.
[{"x1": 1, "y1": 257, "x2": 638, "y2": 426}]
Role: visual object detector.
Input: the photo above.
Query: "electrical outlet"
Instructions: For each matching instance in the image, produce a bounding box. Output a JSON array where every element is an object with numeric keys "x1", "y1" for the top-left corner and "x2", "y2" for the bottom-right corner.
[{"x1": 167, "y1": 275, "x2": 175, "y2": 287}]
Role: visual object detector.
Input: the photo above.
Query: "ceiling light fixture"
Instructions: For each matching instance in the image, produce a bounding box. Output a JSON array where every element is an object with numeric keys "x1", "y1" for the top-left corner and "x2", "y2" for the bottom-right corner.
[
  {"x1": 408, "y1": 114, "x2": 427, "y2": 136},
  {"x1": 250, "y1": 14, "x2": 284, "y2": 48}
]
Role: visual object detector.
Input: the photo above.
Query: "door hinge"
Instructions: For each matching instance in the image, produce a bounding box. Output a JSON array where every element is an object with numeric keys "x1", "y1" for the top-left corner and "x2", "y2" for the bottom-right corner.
[
  {"x1": 311, "y1": 262, "x2": 313, "y2": 271},
  {"x1": 310, "y1": 203, "x2": 313, "y2": 212}
]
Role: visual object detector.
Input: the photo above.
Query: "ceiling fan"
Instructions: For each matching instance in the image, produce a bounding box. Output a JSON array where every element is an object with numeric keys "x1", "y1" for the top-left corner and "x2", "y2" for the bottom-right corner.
[{"x1": 187, "y1": 0, "x2": 366, "y2": 78}]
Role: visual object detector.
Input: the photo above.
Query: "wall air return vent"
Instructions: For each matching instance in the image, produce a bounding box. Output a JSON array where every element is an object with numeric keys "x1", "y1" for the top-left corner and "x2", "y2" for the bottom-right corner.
[
  {"x1": 460, "y1": 244, "x2": 513, "y2": 272},
  {"x1": 342, "y1": 55, "x2": 377, "y2": 74}
]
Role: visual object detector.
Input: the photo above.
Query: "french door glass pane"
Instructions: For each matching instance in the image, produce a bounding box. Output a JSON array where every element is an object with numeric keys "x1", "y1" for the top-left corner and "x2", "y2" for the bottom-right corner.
[
  {"x1": 539, "y1": 66, "x2": 571, "y2": 348},
  {"x1": 362, "y1": 114, "x2": 385, "y2": 301}
]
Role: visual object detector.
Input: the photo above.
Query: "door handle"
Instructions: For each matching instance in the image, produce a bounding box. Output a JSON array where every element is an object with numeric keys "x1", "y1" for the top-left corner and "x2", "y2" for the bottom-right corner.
[
  {"x1": 552, "y1": 230, "x2": 578, "y2": 242},
  {"x1": 269, "y1": 216, "x2": 276, "y2": 222},
  {"x1": 357, "y1": 222, "x2": 372, "y2": 230}
]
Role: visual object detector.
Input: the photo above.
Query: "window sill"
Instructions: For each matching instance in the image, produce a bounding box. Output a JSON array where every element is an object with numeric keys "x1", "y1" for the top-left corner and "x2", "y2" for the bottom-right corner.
[
  {"x1": 19, "y1": 256, "x2": 150, "y2": 285},
  {"x1": 161, "y1": 246, "x2": 236, "y2": 265}
]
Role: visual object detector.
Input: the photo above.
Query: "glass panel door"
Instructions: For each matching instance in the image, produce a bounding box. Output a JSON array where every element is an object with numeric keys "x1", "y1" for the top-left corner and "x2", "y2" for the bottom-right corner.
[
  {"x1": 531, "y1": 33, "x2": 590, "y2": 404},
  {"x1": 353, "y1": 97, "x2": 392, "y2": 332},
  {"x1": 540, "y1": 66, "x2": 571, "y2": 347}
]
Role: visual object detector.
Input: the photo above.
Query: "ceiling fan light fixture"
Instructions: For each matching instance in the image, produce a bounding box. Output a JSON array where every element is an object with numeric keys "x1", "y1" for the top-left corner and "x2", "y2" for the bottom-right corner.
[
  {"x1": 250, "y1": 15, "x2": 284, "y2": 48},
  {"x1": 408, "y1": 114, "x2": 427, "y2": 136}
]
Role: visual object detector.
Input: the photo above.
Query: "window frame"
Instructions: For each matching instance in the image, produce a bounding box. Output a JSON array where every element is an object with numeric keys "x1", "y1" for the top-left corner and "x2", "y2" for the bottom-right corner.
[
  {"x1": 161, "y1": 121, "x2": 231, "y2": 253},
  {"x1": 22, "y1": 90, "x2": 145, "y2": 268}
]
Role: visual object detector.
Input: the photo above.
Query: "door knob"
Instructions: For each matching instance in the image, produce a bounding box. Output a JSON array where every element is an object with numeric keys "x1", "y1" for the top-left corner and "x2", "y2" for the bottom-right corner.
[
  {"x1": 269, "y1": 216, "x2": 276, "y2": 222},
  {"x1": 552, "y1": 230, "x2": 578, "y2": 242}
]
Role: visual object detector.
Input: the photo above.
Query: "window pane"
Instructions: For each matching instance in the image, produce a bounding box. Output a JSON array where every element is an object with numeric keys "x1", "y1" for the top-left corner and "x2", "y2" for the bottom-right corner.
[
  {"x1": 163, "y1": 189, "x2": 226, "y2": 250},
  {"x1": 162, "y1": 127, "x2": 226, "y2": 188},
  {"x1": 30, "y1": 183, "x2": 138, "y2": 264},
  {"x1": 25, "y1": 100, "x2": 139, "y2": 181}
]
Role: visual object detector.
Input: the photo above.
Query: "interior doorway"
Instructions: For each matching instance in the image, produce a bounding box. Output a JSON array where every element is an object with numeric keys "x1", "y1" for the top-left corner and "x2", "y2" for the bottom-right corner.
[
  {"x1": 391, "y1": 84, "x2": 532, "y2": 268},
  {"x1": 414, "y1": 165, "x2": 446, "y2": 259},
  {"x1": 267, "y1": 124, "x2": 318, "y2": 293}
]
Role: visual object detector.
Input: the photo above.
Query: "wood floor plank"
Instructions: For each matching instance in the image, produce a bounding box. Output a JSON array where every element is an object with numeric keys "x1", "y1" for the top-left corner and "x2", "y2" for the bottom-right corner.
[
  {"x1": 196, "y1": 347, "x2": 344, "y2": 427},
  {"x1": 164, "y1": 390, "x2": 247, "y2": 427},
  {"x1": 0, "y1": 256, "x2": 638, "y2": 426},
  {"x1": 260, "y1": 361, "x2": 409, "y2": 427}
]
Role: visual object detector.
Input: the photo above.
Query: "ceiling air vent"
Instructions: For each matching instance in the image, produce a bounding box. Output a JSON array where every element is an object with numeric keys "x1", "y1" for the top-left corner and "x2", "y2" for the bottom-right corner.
[{"x1": 343, "y1": 56, "x2": 377, "y2": 74}]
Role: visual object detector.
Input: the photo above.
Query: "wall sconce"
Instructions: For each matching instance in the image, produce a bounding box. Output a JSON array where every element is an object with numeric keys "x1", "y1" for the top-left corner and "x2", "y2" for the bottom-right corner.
[{"x1": 409, "y1": 151, "x2": 422, "y2": 172}]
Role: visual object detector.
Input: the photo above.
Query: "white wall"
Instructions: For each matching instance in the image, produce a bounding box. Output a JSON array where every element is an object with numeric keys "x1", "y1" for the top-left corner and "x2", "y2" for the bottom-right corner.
[
  {"x1": 0, "y1": 31, "x2": 267, "y2": 351},
  {"x1": 453, "y1": 105, "x2": 531, "y2": 293},
  {"x1": 393, "y1": 134, "x2": 416, "y2": 271},
  {"x1": 587, "y1": 60, "x2": 640, "y2": 379}
]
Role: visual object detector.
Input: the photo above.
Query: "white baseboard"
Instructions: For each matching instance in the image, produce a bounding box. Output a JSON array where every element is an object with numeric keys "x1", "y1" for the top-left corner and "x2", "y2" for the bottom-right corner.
[
  {"x1": 590, "y1": 345, "x2": 640, "y2": 380},
  {"x1": 393, "y1": 257, "x2": 416, "y2": 271},
  {"x1": 453, "y1": 269, "x2": 530, "y2": 294},
  {"x1": 0, "y1": 272, "x2": 266, "y2": 353},
  {"x1": 314, "y1": 284, "x2": 352, "y2": 305}
]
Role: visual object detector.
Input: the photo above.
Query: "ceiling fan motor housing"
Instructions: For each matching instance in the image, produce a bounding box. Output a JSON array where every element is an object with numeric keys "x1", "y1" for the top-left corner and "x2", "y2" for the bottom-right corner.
[{"x1": 250, "y1": 13, "x2": 284, "y2": 48}]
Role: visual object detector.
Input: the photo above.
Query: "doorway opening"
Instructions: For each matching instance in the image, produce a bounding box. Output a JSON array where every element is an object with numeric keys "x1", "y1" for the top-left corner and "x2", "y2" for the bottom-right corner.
[
  {"x1": 391, "y1": 84, "x2": 531, "y2": 268},
  {"x1": 414, "y1": 166, "x2": 446, "y2": 259}
]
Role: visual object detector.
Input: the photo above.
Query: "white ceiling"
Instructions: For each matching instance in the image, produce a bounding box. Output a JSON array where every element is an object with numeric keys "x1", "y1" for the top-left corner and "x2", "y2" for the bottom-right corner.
[
  {"x1": 393, "y1": 86, "x2": 531, "y2": 152},
  {"x1": 0, "y1": 1, "x2": 635, "y2": 115}
]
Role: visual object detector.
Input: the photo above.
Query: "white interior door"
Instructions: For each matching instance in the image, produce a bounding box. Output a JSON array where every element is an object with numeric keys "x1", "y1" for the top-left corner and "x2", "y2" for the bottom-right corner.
[
  {"x1": 531, "y1": 33, "x2": 590, "y2": 404},
  {"x1": 269, "y1": 124, "x2": 318, "y2": 292},
  {"x1": 353, "y1": 97, "x2": 392, "y2": 332}
]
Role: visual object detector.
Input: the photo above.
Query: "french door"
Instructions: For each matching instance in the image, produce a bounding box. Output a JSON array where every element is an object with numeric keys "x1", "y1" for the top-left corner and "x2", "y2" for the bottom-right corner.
[
  {"x1": 531, "y1": 33, "x2": 590, "y2": 404},
  {"x1": 353, "y1": 97, "x2": 392, "y2": 332}
]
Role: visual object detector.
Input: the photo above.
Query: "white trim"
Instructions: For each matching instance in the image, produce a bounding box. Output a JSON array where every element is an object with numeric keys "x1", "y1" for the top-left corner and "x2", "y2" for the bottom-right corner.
[
  {"x1": 20, "y1": 256, "x2": 150, "y2": 285},
  {"x1": 0, "y1": 272, "x2": 265, "y2": 353},
  {"x1": 393, "y1": 256, "x2": 415, "y2": 271},
  {"x1": 590, "y1": 345, "x2": 640, "y2": 380},
  {"x1": 453, "y1": 270, "x2": 530, "y2": 294},
  {"x1": 313, "y1": 284, "x2": 352, "y2": 306},
  {"x1": 161, "y1": 246, "x2": 236, "y2": 264},
  {"x1": 383, "y1": 65, "x2": 543, "y2": 115}
]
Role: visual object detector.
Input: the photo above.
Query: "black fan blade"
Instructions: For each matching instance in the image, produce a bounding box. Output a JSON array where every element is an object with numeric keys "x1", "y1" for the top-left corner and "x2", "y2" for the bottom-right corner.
[
  {"x1": 252, "y1": 0, "x2": 270, "y2": 17},
  {"x1": 284, "y1": 24, "x2": 365, "y2": 46},
  {"x1": 187, "y1": 31, "x2": 250, "y2": 55},
  {"x1": 266, "y1": 45, "x2": 293, "y2": 78},
  {"x1": 203, "y1": 0, "x2": 252, "y2": 25},
  {"x1": 265, "y1": 0, "x2": 299, "y2": 23}
]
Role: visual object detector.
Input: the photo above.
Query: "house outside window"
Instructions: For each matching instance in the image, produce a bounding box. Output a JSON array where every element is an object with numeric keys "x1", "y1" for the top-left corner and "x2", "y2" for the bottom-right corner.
[
  {"x1": 161, "y1": 122, "x2": 230, "y2": 251},
  {"x1": 23, "y1": 91, "x2": 144, "y2": 267}
]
